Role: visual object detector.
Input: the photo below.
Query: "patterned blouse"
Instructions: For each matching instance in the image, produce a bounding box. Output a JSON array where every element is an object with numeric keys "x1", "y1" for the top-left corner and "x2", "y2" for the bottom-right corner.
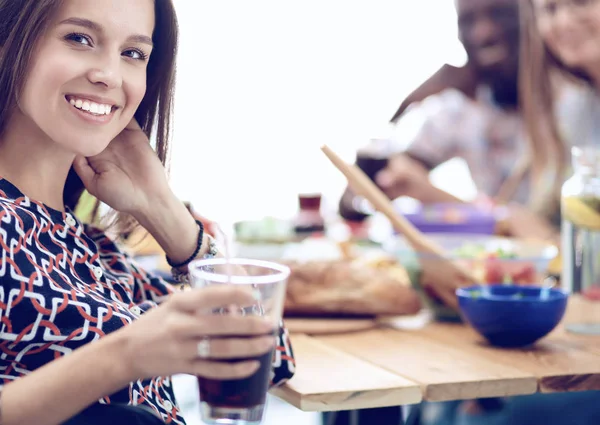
[{"x1": 0, "y1": 178, "x2": 295, "y2": 424}]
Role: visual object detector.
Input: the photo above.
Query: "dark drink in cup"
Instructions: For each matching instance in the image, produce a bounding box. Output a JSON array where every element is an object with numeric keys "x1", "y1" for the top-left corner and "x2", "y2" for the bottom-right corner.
[
  {"x1": 355, "y1": 146, "x2": 389, "y2": 180},
  {"x1": 188, "y1": 258, "x2": 290, "y2": 425},
  {"x1": 198, "y1": 348, "x2": 274, "y2": 410},
  {"x1": 356, "y1": 155, "x2": 388, "y2": 180},
  {"x1": 338, "y1": 139, "x2": 391, "y2": 222}
]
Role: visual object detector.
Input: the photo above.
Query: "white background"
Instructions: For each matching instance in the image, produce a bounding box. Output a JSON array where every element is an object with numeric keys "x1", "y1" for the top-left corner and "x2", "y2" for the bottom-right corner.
[{"x1": 169, "y1": 1, "x2": 469, "y2": 224}]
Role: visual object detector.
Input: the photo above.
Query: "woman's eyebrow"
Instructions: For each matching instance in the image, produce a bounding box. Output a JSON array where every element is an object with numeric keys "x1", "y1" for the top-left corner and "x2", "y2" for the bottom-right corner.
[
  {"x1": 59, "y1": 17, "x2": 102, "y2": 32},
  {"x1": 59, "y1": 17, "x2": 153, "y2": 47}
]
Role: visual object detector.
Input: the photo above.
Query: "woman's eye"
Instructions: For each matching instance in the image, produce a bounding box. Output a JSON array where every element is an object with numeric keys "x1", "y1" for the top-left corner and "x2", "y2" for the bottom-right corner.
[
  {"x1": 540, "y1": 1, "x2": 559, "y2": 15},
  {"x1": 123, "y1": 49, "x2": 148, "y2": 61},
  {"x1": 65, "y1": 33, "x2": 92, "y2": 46}
]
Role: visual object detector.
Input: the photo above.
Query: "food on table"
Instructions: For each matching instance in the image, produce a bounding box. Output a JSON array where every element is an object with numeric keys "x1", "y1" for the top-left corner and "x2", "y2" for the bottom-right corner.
[
  {"x1": 274, "y1": 236, "x2": 419, "y2": 316},
  {"x1": 234, "y1": 217, "x2": 295, "y2": 244},
  {"x1": 282, "y1": 255, "x2": 419, "y2": 316},
  {"x1": 452, "y1": 243, "x2": 537, "y2": 285}
]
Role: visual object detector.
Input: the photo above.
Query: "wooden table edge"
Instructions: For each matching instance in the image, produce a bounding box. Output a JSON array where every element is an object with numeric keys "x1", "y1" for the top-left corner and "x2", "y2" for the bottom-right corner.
[{"x1": 270, "y1": 385, "x2": 423, "y2": 412}]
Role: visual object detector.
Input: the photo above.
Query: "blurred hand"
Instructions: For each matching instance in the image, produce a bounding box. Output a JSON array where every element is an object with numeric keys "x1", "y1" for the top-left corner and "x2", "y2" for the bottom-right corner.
[
  {"x1": 375, "y1": 154, "x2": 462, "y2": 204},
  {"x1": 496, "y1": 203, "x2": 559, "y2": 243},
  {"x1": 375, "y1": 154, "x2": 430, "y2": 200}
]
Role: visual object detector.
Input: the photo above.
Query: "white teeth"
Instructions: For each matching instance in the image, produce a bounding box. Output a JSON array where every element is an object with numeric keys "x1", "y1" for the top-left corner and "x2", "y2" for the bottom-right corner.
[{"x1": 67, "y1": 96, "x2": 114, "y2": 115}]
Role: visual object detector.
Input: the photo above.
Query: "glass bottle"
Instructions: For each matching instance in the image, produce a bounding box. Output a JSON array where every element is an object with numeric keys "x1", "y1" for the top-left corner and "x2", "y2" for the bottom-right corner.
[
  {"x1": 561, "y1": 146, "x2": 600, "y2": 334},
  {"x1": 293, "y1": 193, "x2": 326, "y2": 235}
]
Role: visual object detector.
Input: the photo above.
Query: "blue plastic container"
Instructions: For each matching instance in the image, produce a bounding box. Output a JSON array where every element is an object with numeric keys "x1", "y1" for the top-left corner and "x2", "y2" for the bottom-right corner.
[{"x1": 400, "y1": 203, "x2": 496, "y2": 235}]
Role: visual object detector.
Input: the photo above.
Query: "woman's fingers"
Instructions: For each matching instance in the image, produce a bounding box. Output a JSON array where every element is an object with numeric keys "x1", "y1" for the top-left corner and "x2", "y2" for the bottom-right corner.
[
  {"x1": 72, "y1": 155, "x2": 97, "y2": 192},
  {"x1": 168, "y1": 311, "x2": 274, "y2": 338},
  {"x1": 179, "y1": 335, "x2": 275, "y2": 361},
  {"x1": 170, "y1": 285, "x2": 258, "y2": 313}
]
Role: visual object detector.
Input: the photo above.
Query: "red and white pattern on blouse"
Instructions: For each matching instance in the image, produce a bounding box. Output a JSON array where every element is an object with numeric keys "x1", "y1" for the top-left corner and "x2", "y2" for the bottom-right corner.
[{"x1": 0, "y1": 178, "x2": 295, "y2": 424}]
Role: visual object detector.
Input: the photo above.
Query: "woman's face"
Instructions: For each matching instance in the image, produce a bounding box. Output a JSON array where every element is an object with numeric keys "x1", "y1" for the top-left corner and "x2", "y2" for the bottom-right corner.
[
  {"x1": 17, "y1": 0, "x2": 155, "y2": 157},
  {"x1": 535, "y1": 0, "x2": 600, "y2": 72}
]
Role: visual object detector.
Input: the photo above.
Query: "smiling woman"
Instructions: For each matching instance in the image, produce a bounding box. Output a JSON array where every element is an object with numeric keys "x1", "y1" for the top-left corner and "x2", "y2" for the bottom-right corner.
[{"x1": 0, "y1": 1, "x2": 294, "y2": 425}]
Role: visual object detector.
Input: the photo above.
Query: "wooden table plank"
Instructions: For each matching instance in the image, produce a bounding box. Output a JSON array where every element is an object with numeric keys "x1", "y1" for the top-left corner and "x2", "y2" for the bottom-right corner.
[
  {"x1": 270, "y1": 334, "x2": 422, "y2": 411},
  {"x1": 316, "y1": 329, "x2": 538, "y2": 402},
  {"x1": 276, "y1": 297, "x2": 600, "y2": 411},
  {"x1": 562, "y1": 296, "x2": 600, "y2": 326},
  {"x1": 415, "y1": 319, "x2": 600, "y2": 393}
]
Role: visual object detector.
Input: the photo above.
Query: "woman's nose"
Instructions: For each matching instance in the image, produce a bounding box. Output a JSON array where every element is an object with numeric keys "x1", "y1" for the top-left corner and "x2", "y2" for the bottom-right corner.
[{"x1": 86, "y1": 55, "x2": 123, "y2": 89}]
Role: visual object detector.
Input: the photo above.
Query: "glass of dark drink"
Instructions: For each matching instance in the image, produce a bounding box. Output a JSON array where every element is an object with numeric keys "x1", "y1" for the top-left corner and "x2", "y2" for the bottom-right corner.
[
  {"x1": 356, "y1": 139, "x2": 390, "y2": 180},
  {"x1": 188, "y1": 258, "x2": 290, "y2": 425},
  {"x1": 340, "y1": 138, "x2": 391, "y2": 218}
]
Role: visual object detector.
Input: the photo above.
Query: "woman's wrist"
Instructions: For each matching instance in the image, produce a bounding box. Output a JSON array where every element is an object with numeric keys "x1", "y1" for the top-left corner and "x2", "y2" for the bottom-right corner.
[
  {"x1": 103, "y1": 327, "x2": 141, "y2": 384},
  {"x1": 133, "y1": 193, "x2": 209, "y2": 264}
]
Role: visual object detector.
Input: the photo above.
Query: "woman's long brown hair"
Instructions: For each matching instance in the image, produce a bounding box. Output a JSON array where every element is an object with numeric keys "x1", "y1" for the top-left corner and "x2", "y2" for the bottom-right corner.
[
  {"x1": 519, "y1": 0, "x2": 592, "y2": 216},
  {"x1": 0, "y1": 0, "x2": 179, "y2": 232}
]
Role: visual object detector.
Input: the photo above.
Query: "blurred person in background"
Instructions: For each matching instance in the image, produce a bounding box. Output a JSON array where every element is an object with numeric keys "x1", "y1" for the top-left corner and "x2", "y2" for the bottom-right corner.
[
  {"x1": 521, "y1": 0, "x2": 600, "y2": 202},
  {"x1": 330, "y1": 1, "x2": 561, "y2": 424},
  {"x1": 425, "y1": 0, "x2": 600, "y2": 423},
  {"x1": 339, "y1": 0, "x2": 557, "y2": 242}
]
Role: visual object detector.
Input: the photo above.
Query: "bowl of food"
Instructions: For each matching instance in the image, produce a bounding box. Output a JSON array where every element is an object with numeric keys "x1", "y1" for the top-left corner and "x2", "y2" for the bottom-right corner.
[
  {"x1": 384, "y1": 234, "x2": 559, "y2": 321},
  {"x1": 456, "y1": 285, "x2": 568, "y2": 347},
  {"x1": 233, "y1": 217, "x2": 296, "y2": 260}
]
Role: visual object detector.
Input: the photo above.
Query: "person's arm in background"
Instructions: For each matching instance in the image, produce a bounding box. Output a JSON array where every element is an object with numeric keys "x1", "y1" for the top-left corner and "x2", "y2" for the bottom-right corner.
[
  {"x1": 338, "y1": 66, "x2": 474, "y2": 221},
  {"x1": 375, "y1": 86, "x2": 472, "y2": 204},
  {"x1": 389, "y1": 64, "x2": 477, "y2": 124},
  {"x1": 375, "y1": 152, "x2": 464, "y2": 204}
]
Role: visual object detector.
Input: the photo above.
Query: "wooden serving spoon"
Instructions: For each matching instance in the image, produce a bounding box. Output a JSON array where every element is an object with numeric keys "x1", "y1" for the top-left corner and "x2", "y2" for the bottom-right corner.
[{"x1": 321, "y1": 144, "x2": 480, "y2": 308}]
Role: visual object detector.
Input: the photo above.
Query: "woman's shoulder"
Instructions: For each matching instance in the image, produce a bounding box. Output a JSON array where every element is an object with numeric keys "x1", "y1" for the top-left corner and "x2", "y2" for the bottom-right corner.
[{"x1": 0, "y1": 194, "x2": 44, "y2": 234}]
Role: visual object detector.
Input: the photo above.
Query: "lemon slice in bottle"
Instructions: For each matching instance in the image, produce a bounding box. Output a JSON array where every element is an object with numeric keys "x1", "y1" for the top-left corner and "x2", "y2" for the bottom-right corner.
[{"x1": 563, "y1": 196, "x2": 600, "y2": 230}]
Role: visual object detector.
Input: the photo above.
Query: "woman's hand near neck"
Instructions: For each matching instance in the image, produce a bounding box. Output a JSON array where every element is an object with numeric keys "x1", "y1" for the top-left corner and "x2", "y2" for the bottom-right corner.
[
  {"x1": 0, "y1": 111, "x2": 207, "y2": 264},
  {"x1": 73, "y1": 118, "x2": 208, "y2": 263},
  {"x1": 0, "y1": 111, "x2": 75, "y2": 211}
]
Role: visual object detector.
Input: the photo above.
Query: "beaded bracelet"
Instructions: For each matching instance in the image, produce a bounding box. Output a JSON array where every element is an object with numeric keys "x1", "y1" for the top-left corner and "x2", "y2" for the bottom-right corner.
[
  {"x1": 166, "y1": 219, "x2": 204, "y2": 269},
  {"x1": 171, "y1": 234, "x2": 219, "y2": 284}
]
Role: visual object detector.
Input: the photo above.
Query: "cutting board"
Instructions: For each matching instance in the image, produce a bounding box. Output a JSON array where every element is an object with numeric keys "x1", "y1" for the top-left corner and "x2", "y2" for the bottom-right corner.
[{"x1": 284, "y1": 317, "x2": 380, "y2": 335}]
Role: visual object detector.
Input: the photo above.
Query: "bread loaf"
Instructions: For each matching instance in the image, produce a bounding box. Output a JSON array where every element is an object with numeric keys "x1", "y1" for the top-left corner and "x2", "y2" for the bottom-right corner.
[{"x1": 282, "y1": 258, "x2": 421, "y2": 316}]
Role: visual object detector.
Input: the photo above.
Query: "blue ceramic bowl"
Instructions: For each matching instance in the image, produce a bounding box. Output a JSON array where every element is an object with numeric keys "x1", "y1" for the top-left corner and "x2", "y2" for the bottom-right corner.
[{"x1": 456, "y1": 285, "x2": 568, "y2": 348}]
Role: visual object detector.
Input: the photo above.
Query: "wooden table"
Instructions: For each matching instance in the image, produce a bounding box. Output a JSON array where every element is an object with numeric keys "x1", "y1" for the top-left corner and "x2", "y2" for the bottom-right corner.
[{"x1": 271, "y1": 296, "x2": 600, "y2": 412}]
